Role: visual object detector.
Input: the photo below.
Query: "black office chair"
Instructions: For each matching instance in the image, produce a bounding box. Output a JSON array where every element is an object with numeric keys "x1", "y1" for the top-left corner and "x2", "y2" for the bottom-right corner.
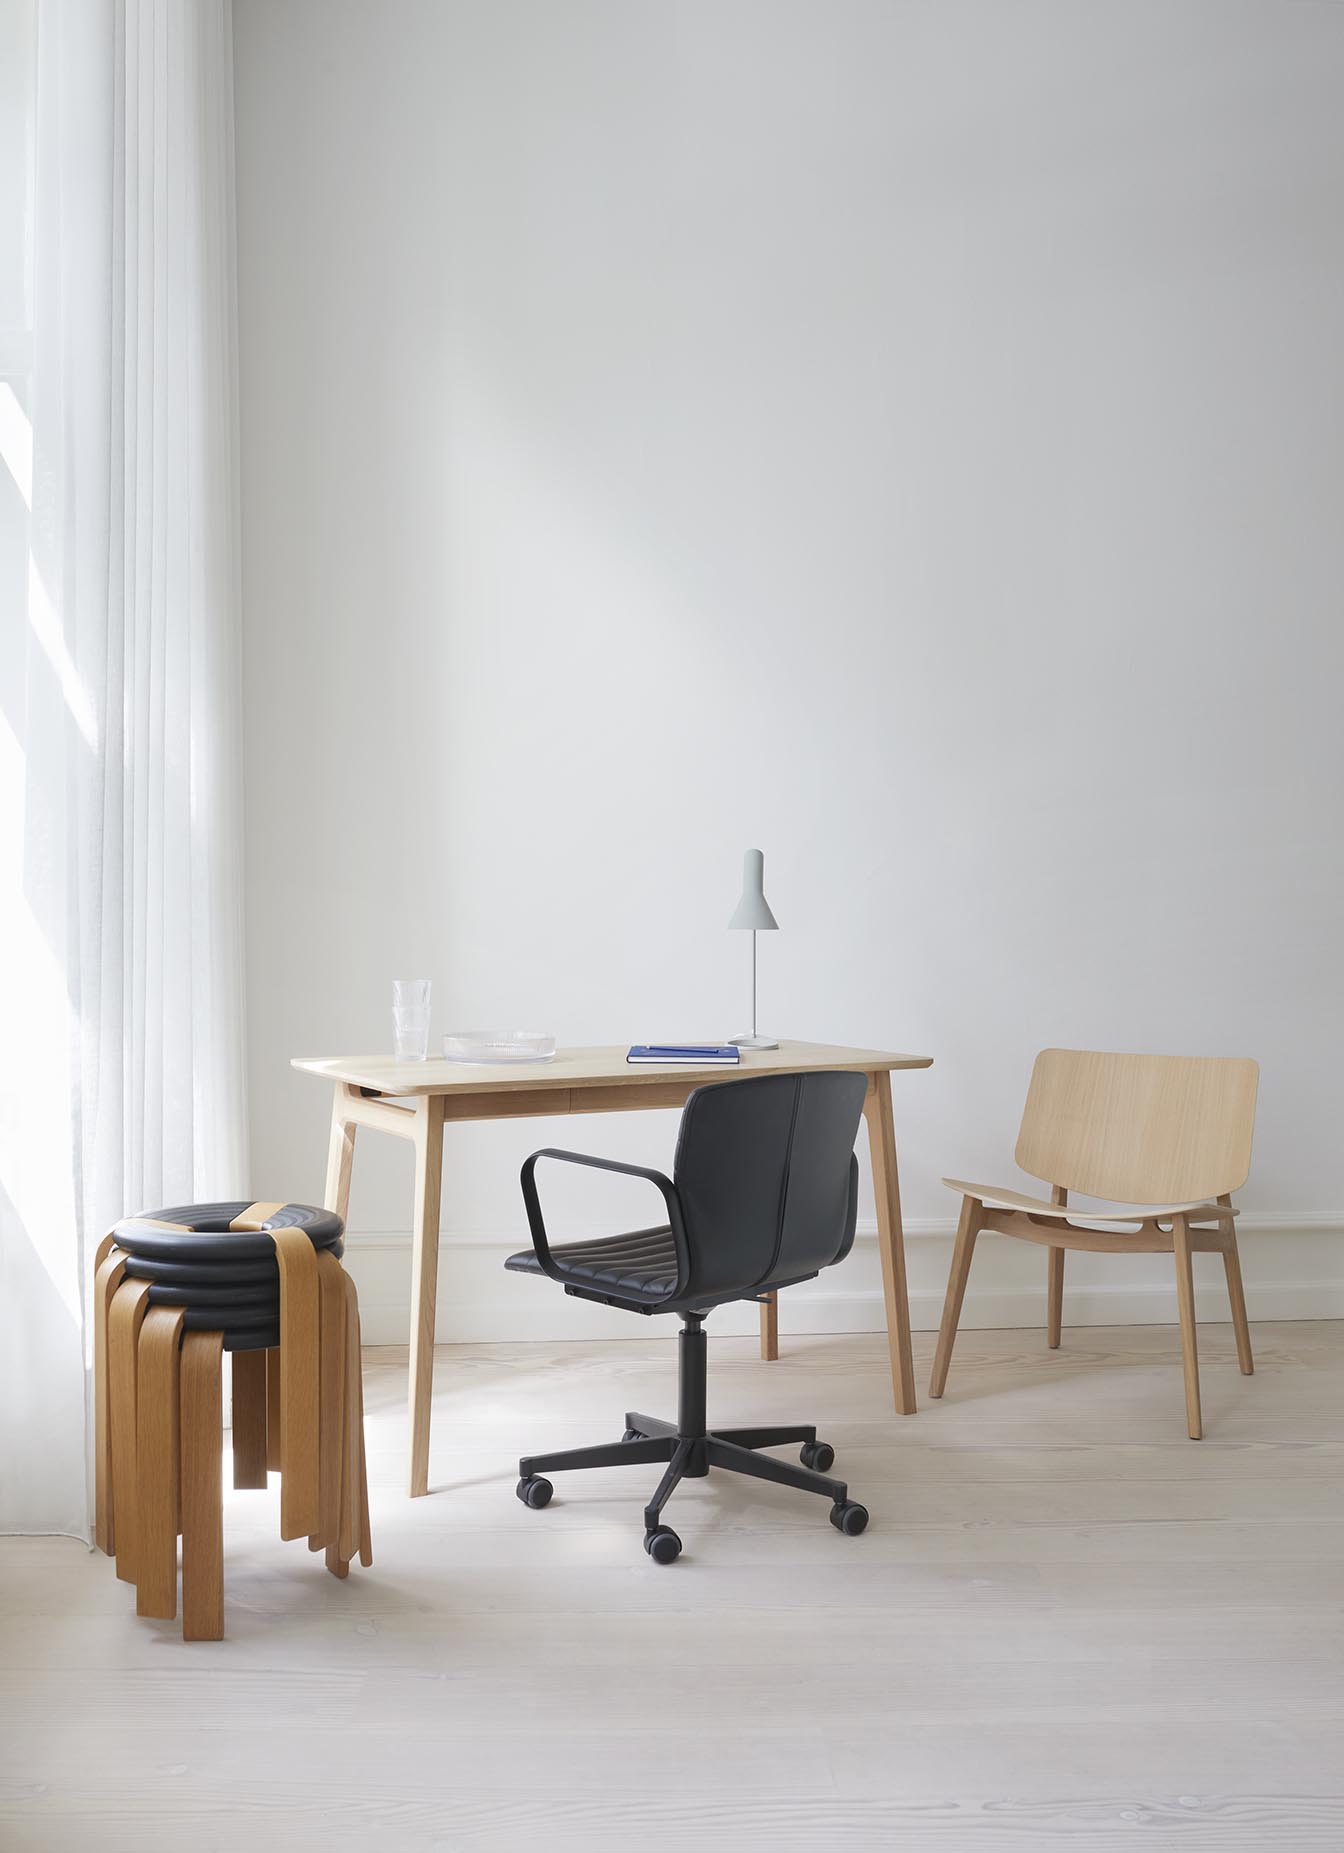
[{"x1": 504, "y1": 1070, "x2": 871, "y2": 1563}]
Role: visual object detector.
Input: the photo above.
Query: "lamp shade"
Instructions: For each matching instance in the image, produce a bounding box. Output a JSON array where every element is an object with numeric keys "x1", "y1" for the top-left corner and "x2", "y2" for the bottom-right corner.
[{"x1": 728, "y1": 848, "x2": 779, "y2": 931}]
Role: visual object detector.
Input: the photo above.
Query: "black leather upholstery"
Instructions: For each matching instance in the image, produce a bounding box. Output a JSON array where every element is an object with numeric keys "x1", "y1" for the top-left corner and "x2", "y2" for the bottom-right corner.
[
  {"x1": 109, "y1": 1201, "x2": 343, "y2": 1352},
  {"x1": 148, "y1": 1201, "x2": 344, "y2": 1241},
  {"x1": 673, "y1": 1072, "x2": 863, "y2": 1306},
  {"x1": 506, "y1": 1072, "x2": 866, "y2": 1315},
  {"x1": 112, "y1": 1202, "x2": 342, "y2": 1264},
  {"x1": 146, "y1": 1279, "x2": 285, "y2": 1311},
  {"x1": 218, "y1": 1324, "x2": 280, "y2": 1352},
  {"x1": 123, "y1": 1239, "x2": 343, "y2": 1289},
  {"x1": 506, "y1": 1224, "x2": 681, "y2": 1303}
]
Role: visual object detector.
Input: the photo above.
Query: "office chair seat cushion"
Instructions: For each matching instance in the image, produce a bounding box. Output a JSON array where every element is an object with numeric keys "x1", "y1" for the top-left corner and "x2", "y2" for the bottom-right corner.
[{"x1": 505, "y1": 1224, "x2": 681, "y2": 1304}]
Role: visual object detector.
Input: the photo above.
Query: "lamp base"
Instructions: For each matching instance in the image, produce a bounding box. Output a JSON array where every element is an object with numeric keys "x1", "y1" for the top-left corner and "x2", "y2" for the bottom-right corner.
[{"x1": 730, "y1": 1034, "x2": 779, "y2": 1051}]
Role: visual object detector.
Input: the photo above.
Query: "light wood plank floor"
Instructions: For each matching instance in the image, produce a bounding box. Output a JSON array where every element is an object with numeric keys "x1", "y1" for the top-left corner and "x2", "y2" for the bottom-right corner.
[{"x1": 3, "y1": 1321, "x2": 1343, "y2": 1851}]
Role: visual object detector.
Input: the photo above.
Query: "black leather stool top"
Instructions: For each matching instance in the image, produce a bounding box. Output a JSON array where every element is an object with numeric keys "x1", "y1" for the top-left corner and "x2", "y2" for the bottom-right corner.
[
  {"x1": 110, "y1": 1202, "x2": 343, "y2": 1352},
  {"x1": 112, "y1": 1201, "x2": 343, "y2": 1264}
]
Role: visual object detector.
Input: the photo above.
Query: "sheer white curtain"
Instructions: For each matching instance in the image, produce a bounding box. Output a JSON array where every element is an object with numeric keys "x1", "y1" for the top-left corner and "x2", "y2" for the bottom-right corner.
[{"x1": 0, "y1": 0, "x2": 247, "y2": 1536}]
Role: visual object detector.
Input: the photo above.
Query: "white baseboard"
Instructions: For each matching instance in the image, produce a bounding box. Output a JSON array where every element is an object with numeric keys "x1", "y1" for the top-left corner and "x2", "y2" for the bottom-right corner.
[{"x1": 340, "y1": 1215, "x2": 1344, "y2": 1346}]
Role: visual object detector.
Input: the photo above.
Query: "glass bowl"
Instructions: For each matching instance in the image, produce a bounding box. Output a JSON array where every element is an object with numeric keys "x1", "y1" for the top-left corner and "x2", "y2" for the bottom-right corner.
[{"x1": 441, "y1": 1030, "x2": 556, "y2": 1065}]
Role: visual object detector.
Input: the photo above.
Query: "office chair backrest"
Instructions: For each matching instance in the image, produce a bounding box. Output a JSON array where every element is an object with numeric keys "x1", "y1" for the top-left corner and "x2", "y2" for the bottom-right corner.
[
  {"x1": 673, "y1": 1071, "x2": 867, "y2": 1305},
  {"x1": 1015, "y1": 1048, "x2": 1259, "y2": 1204}
]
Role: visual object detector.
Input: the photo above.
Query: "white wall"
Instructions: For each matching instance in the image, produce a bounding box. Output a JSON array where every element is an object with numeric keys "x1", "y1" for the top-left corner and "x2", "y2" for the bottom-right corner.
[{"x1": 233, "y1": 0, "x2": 1344, "y2": 1344}]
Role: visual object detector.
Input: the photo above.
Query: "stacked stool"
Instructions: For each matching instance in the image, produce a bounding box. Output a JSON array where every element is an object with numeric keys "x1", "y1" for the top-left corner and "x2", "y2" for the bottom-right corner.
[{"x1": 93, "y1": 1200, "x2": 372, "y2": 1640}]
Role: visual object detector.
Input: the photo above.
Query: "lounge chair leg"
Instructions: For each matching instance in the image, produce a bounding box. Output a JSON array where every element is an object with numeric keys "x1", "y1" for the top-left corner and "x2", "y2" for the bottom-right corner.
[
  {"x1": 1222, "y1": 1234, "x2": 1254, "y2": 1376},
  {"x1": 1047, "y1": 1246, "x2": 1064, "y2": 1349},
  {"x1": 1171, "y1": 1215, "x2": 1203, "y2": 1440},
  {"x1": 929, "y1": 1196, "x2": 979, "y2": 1398}
]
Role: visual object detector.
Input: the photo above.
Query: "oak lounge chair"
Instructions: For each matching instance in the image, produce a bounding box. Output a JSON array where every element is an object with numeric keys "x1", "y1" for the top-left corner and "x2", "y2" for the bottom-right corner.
[{"x1": 931, "y1": 1049, "x2": 1259, "y2": 1438}]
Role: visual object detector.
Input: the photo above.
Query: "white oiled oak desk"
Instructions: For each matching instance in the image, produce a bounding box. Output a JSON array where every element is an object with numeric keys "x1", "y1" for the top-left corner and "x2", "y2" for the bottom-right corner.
[{"x1": 293, "y1": 1041, "x2": 933, "y2": 1497}]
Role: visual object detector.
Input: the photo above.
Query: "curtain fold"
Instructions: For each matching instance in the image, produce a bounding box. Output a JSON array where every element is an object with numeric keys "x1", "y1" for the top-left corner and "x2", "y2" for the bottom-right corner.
[{"x1": 0, "y1": 0, "x2": 247, "y2": 1537}]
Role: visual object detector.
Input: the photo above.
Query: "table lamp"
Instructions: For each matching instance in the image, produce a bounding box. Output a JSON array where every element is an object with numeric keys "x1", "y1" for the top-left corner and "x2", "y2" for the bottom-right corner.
[{"x1": 729, "y1": 848, "x2": 779, "y2": 1050}]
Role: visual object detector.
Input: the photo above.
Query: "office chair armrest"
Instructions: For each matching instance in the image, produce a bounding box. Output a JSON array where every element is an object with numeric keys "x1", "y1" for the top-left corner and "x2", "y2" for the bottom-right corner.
[{"x1": 519, "y1": 1148, "x2": 690, "y2": 1299}]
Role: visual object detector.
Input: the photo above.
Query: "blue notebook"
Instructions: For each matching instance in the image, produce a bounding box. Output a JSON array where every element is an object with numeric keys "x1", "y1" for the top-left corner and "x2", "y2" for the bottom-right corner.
[{"x1": 627, "y1": 1044, "x2": 741, "y2": 1066}]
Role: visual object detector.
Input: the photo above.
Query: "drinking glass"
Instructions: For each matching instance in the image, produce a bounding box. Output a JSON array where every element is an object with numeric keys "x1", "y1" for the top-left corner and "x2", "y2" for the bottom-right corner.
[{"x1": 392, "y1": 980, "x2": 432, "y2": 1059}]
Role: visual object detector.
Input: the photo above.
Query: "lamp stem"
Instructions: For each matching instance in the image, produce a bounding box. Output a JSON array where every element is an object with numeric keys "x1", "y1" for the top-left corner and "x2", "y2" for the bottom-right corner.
[{"x1": 751, "y1": 929, "x2": 757, "y2": 1038}]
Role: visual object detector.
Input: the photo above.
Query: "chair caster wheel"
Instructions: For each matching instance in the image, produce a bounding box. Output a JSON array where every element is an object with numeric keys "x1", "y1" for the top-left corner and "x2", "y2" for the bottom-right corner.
[
  {"x1": 516, "y1": 1476, "x2": 553, "y2": 1509},
  {"x1": 800, "y1": 1440, "x2": 835, "y2": 1472},
  {"x1": 643, "y1": 1526, "x2": 682, "y2": 1565},
  {"x1": 622, "y1": 1428, "x2": 642, "y2": 1443},
  {"x1": 830, "y1": 1499, "x2": 868, "y2": 1536}
]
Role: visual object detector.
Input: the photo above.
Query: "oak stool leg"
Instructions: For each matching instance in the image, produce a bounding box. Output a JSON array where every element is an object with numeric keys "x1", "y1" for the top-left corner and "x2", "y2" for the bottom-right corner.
[
  {"x1": 266, "y1": 1347, "x2": 282, "y2": 1471},
  {"x1": 341, "y1": 1269, "x2": 362, "y2": 1565},
  {"x1": 274, "y1": 1228, "x2": 323, "y2": 1541},
  {"x1": 354, "y1": 1280, "x2": 373, "y2": 1569},
  {"x1": 325, "y1": 1313, "x2": 352, "y2": 1581},
  {"x1": 313, "y1": 1252, "x2": 348, "y2": 1553},
  {"x1": 136, "y1": 1308, "x2": 186, "y2": 1619},
  {"x1": 231, "y1": 1350, "x2": 269, "y2": 1490},
  {"x1": 181, "y1": 1331, "x2": 225, "y2": 1641},
  {"x1": 94, "y1": 1249, "x2": 128, "y2": 1555},
  {"x1": 108, "y1": 1279, "x2": 153, "y2": 1584}
]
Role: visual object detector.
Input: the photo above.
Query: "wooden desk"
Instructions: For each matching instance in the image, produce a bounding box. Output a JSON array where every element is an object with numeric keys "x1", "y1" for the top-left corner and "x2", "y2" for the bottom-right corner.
[{"x1": 293, "y1": 1041, "x2": 932, "y2": 1496}]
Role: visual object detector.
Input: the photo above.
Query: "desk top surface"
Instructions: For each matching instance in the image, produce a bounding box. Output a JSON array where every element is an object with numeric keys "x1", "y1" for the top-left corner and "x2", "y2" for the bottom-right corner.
[{"x1": 292, "y1": 1040, "x2": 933, "y2": 1099}]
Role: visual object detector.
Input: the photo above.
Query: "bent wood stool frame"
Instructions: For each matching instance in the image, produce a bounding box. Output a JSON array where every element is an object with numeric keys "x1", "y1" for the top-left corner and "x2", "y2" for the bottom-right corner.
[
  {"x1": 92, "y1": 1207, "x2": 372, "y2": 1639},
  {"x1": 931, "y1": 1049, "x2": 1259, "y2": 1438}
]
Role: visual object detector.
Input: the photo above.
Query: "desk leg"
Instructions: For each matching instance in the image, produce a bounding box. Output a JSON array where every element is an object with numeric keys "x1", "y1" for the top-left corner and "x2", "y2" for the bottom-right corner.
[
  {"x1": 408, "y1": 1095, "x2": 445, "y2": 1497},
  {"x1": 324, "y1": 1086, "x2": 357, "y2": 1225},
  {"x1": 759, "y1": 1292, "x2": 779, "y2": 1360},
  {"x1": 864, "y1": 1070, "x2": 917, "y2": 1415}
]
